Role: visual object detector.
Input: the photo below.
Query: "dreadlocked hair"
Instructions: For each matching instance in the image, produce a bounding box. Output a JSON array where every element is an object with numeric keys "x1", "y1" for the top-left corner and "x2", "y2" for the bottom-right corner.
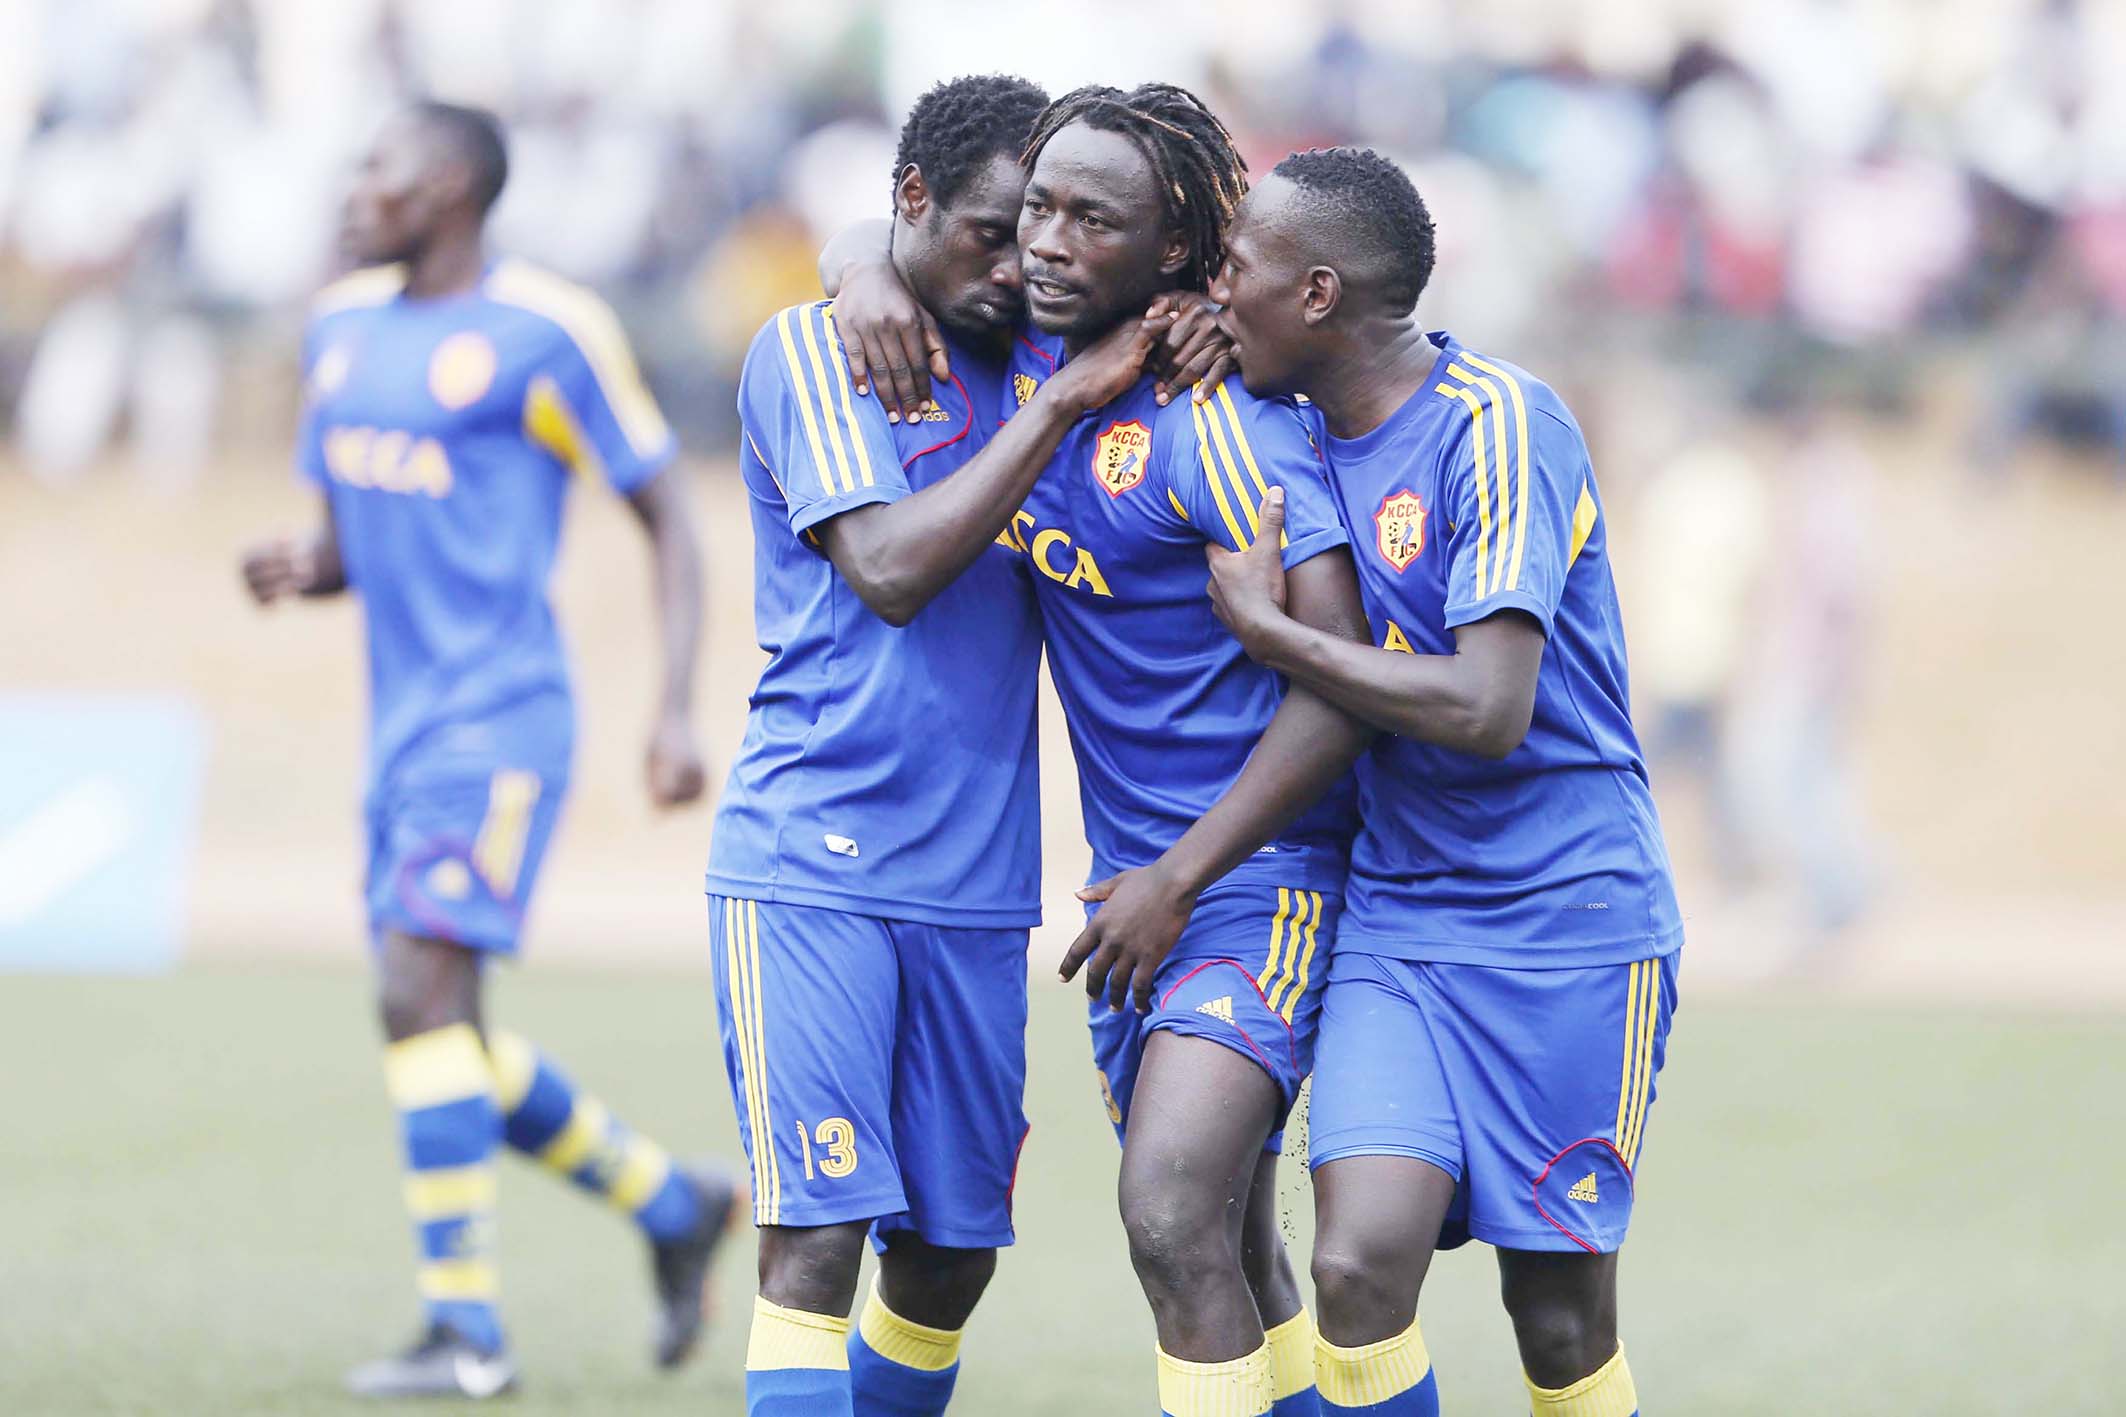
[{"x1": 1022, "y1": 83, "x2": 1249, "y2": 292}]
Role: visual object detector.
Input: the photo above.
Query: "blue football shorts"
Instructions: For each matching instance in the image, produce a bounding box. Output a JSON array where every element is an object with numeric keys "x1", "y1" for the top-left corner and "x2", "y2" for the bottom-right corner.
[
  {"x1": 1308, "y1": 950, "x2": 1681, "y2": 1253},
  {"x1": 1087, "y1": 882, "x2": 1337, "y2": 1155},
  {"x1": 708, "y1": 895, "x2": 1030, "y2": 1249},
  {"x1": 364, "y1": 766, "x2": 567, "y2": 955}
]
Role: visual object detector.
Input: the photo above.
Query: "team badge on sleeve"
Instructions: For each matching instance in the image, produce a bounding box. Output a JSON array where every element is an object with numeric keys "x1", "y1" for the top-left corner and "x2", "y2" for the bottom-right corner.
[
  {"x1": 1092, "y1": 419, "x2": 1151, "y2": 498},
  {"x1": 428, "y1": 332, "x2": 497, "y2": 411},
  {"x1": 1374, "y1": 489, "x2": 1428, "y2": 572},
  {"x1": 1013, "y1": 373, "x2": 1038, "y2": 407}
]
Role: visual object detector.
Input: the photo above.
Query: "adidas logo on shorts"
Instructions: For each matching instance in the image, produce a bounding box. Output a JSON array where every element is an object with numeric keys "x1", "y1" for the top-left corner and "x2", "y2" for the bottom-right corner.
[
  {"x1": 1567, "y1": 1172, "x2": 1599, "y2": 1204},
  {"x1": 1194, "y1": 996, "x2": 1235, "y2": 1025}
]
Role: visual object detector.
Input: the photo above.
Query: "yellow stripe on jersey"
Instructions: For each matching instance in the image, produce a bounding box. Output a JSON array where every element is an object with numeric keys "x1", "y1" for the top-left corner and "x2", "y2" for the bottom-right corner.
[
  {"x1": 1167, "y1": 487, "x2": 1191, "y2": 522},
  {"x1": 1436, "y1": 382, "x2": 1493, "y2": 598},
  {"x1": 818, "y1": 310, "x2": 877, "y2": 489},
  {"x1": 1190, "y1": 400, "x2": 1253, "y2": 549},
  {"x1": 472, "y1": 770, "x2": 542, "y2": 897},
  {"x1": 1568, "y1": 481, "x2": 1599, "y2": 568},
  {"x1": 796, "y1": 305, "x2": 861, "y2": 494},
  {"x1": 1447, "y1": 364, "x2": 1514, "y2": 595},
  {"x1": 1200, "y1": 395, "x2": 1262, "y2": 538},
  {"x1": 1214, "y1": 384, "x2": 1276, "y2": 505},
  {"x1": 775, "y1": 308, "x2": 837, "y2": 496},
  {"x1": 485, "y1": 260, "x2": 669, "y2": 458},
  {"x1": 1459, "y1": 353, "x2": 1534, "y2": 591},
  {"x1": 524, "y1": 373, "x2": 606, "y2": 482},
  {"x1": 311, "y1": 263, "x2": 406, "y2": 315},
  {"x1": 1257, "y1": 889, "x2": 1295, "y2": 998}
]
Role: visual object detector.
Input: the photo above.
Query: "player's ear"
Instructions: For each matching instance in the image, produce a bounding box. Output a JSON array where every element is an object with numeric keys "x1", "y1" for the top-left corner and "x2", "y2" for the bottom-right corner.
[
  {"x1": 1302, "y1": 266, "x2": 1341, "y2": 326},
  {"x1": 1158, "y1": 228, "x2": 1191, "y2": 280},
  {"x1": 895, "y1": 164, "x2": 931, "y2": 226}
]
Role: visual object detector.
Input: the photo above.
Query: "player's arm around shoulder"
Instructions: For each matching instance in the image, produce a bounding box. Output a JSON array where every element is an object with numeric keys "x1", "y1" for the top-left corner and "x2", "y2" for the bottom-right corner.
[{"x1": 807, "y1": 309, "x2": 1158, "y2": 627}]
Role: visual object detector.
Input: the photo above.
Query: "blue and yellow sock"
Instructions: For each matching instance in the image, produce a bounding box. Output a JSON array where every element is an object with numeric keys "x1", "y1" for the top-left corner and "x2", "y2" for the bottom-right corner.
[
  {"x1": 385, "y1": 1023, "x2": 504, "y2": 1354},
  {"x1": 1266, "y1": 1309, "x2": 1322, "y2": 1415},
  {"x1": 1526, "y1": 1346, "x2": 1637, "y2": 1417},
  {"x1": 488, "y1": 1030, "x2": 703, "y2": 1243},
  {"x1": 1158, "y1": 1341, "x2": 1274, "y2": 1417},
  {"x1": 748, "y1": 1295, "x2": 854, "y2": 1416},
  {"x1": 1315, "y1": 1318, "x2": 1438, "y2": 1415},
  {"x1": 848, "y1": 1278, "x2": 963, "y2": 1416}
]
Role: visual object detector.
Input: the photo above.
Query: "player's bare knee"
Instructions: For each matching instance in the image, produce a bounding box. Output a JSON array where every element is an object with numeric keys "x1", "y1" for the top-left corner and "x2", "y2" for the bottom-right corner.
[
  {"x1": 374, "y1": 932, "x2": 479, "y2": 1041},
  {"x1": 1500, "y1": 1262, "x2": 1617, "y2": 1388},
  {"x1": 757, "y1": 1222, "x2": 869, "y2": 1315},
  {"x1": 1310, "y1": 1237, "x2": 1418, "y2": 1342},
  {"x1": 877, "y1": 1239, "x2": 996, "y2": 1330},
  {"x1": 1120, "y1": 1185, "x2": 1227, "y2": 1301}
]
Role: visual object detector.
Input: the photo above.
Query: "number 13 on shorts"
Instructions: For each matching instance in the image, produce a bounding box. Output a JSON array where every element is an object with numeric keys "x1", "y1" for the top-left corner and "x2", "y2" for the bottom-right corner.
[{"x1": 795, "y1": 1117, "x2": 857, "y2": 1180}]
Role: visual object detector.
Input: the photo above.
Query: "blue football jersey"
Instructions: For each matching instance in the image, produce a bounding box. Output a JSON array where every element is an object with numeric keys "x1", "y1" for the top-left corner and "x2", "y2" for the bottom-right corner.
[
  {"x1": 1323, "y1": 333, "x2": 1681, "y2": 967},
  {"x1": 1001, "y1": 332, "x2": 1357, "y2": 890},
  {"x1": 706, "y1": 302, "x2": 1044, "y2": 929},
  {"x1": 295, "y1": 260, "x2": 675, "y2": 788}
]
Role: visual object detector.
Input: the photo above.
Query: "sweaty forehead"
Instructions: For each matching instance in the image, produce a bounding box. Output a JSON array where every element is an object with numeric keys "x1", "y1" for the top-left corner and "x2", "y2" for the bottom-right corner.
[{"x1": 1032, "y1": 121, "x2": 1159, "y2": 218}]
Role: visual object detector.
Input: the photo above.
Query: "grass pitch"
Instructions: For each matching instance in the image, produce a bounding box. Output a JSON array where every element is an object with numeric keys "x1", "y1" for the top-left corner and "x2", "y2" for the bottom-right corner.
[{"x1": 0, "y1": 965, "x2": 2114, "y2": 1415}]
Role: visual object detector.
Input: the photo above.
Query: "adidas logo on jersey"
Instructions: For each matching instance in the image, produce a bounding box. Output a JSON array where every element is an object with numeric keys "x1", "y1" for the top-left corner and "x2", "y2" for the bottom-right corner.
[
  {"x1": 1195, "y1": 996, "x2": 1235, "y2": 1025},
  {"x1": 1567, "y1": 1172, "x2": 1599, "y2": 1204}
]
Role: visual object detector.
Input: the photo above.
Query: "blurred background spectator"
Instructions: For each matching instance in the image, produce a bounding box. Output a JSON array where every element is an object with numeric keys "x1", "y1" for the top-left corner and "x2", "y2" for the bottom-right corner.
[{"x1": 3, "y1": 0, "x2": 2122, "y2": 955}]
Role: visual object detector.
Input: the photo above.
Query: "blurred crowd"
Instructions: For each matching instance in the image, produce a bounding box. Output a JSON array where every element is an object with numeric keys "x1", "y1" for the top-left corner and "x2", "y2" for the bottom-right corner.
[{"x1": 4, "y1": 0, "x2": 2121, "y2": 941}]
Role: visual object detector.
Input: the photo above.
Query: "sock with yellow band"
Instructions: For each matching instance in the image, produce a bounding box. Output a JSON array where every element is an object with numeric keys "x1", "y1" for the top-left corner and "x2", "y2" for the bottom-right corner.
[
  {"x1": 1526, "y1": 1346, "x2": 1637, "y2": 1417},
  {"x1": 384, "y1": 1023, "x2": 505, "y2": 1354},
  {"x1": 1157, "y1": 1342, "x2": 1275, "y2": 1417},
  {"x1": 1315, "y1": 1318, "x2": 1439, "y2": 1415},
  {"x1": 1265, "y1": 1309, "x2": 1322, "y2": 1415},
  {"x1": 847, "y1": 1278, "x2": 964, "y2": 1416},
  {"x1": 747, "y1": 1295, "x2": 854, "y2": 1416},
  {"x1": 488, "y1": 1030, "x2": 704, "y2": 1242}
]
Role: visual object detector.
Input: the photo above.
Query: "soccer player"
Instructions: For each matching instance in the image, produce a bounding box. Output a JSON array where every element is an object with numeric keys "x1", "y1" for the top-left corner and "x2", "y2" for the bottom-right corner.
[
  {"x1": 239, "y1": 102, "x2": 738, "y2": 1400},
  {"x1": 707, "y1": 75, "x2": 1186, "y2": 1417},
  {"x1": 1199, "y1": 147, "x2": 1684, "y2": 1417},
  {"x1": 829, "y1": 85, "x2": 1374, "y2": 1417}
]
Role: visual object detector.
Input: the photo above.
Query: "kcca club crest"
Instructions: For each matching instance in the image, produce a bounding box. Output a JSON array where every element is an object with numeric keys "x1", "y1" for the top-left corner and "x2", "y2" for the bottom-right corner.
[
  {"x1": 1374, "y1": 489, "x2": 1427, "y2": 572},
  {"x1": 1092, "y1": 419, "x2": 1151, "y2": 498}
]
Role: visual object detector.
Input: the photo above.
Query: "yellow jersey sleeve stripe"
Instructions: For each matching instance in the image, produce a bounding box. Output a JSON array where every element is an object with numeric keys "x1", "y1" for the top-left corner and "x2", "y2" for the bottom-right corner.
[
  {"x1": 1168, "y1": 487, "x2": 1190, "y2": 522},
  {"x1": 1190, "y1": 400, "x2": 1253, "y2": 549},
  {"x1": 819, "y1": 311, "x2": 877, "y2": 488},
  {"x1": 1459, "y1": 353, "x2": 1534, "y2": 591},
  {"x1": 1256, "y1": 888, "x2": 1294, "y2": 996},
  {"x1": 485, "y1": 260, "x2": 669, "y2": 457},
  {"x1": 1438, "y1": 382, "x2": 1493, "y2": 598},
  {"x1": 1282, "y1": 892, "x2": 1322, "y2": 1023},
  {"x1": 1200, "y1": 396, "x2": 1263, "y2": 538},
  {"x1": 311, "y1": 263, "x2": 405, "y2": 315},
  {"x1": 775, "y1": 308, "x2": 838, "y2": 497},
  {"x1": 747, "y1": 899, "x2": 781, "y2": 1223},
  {"x1": 1213, "y1": 384, "x2": 1277, "y2": 504},
  {"x1": 524, "y1": 374, "x2": 605, "y2": 482},
  {"x1": 1460, "y1": 370, "x2": 1515, "y2": 595},
  {"x1": 1567, "y1": 481, "x2": 1598, "y2": 568},
  {"x1": 796, "y1": 305, "x2": 861, "y2": 493}
]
